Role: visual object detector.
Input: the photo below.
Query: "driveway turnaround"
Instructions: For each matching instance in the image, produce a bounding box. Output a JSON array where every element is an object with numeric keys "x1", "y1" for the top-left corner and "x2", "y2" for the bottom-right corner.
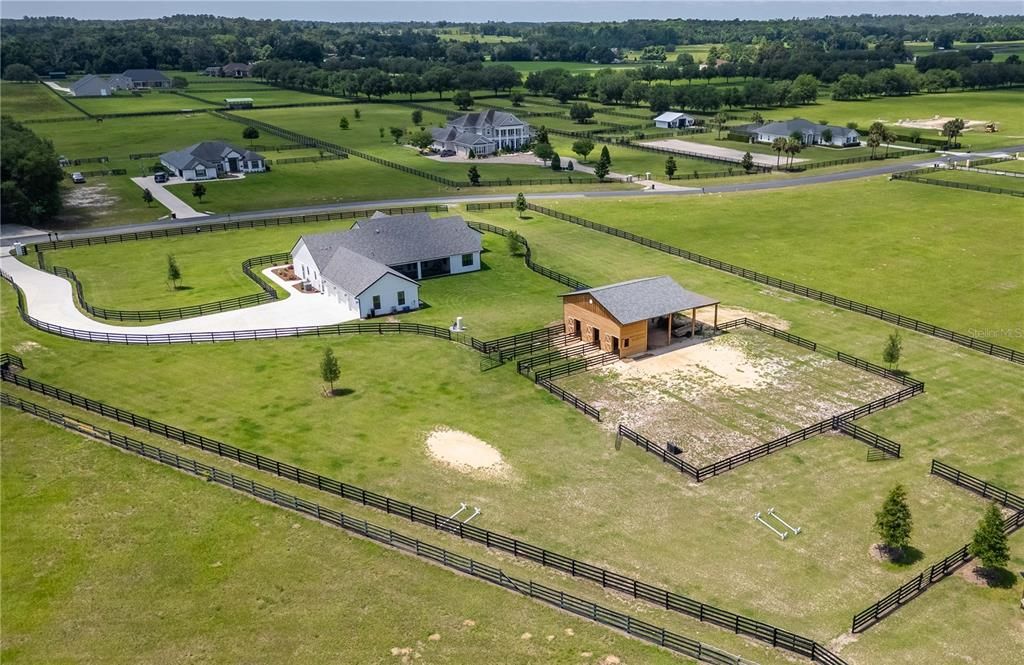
[
  {"x1": 131, "y1": 176, "x2": 208, "y2": 219},
  {"x1": 0, "y1": 253, "x2": 359, "y2": 335}
]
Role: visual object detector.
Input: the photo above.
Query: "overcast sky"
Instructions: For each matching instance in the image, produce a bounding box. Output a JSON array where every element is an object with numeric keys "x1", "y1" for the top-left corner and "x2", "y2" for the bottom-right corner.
[{"x1": 3, "y1": 1, "x2": 1020, "y2": 22}]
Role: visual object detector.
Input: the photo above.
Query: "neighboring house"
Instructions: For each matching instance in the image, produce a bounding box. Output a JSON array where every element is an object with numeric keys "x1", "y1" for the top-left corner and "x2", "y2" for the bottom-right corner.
[
  {"x1": 560, "y1": 276, "x2": 719, "y2": 358},
  {"x1": 430, "y1": 109, "x2": 530, "y2": 156},
  {"x1": 291, "y1": 212, "x2": 483, "y2": 319},
  {"x1": 221, "y1": 63, "x2": 253, "y2": 78},
  {"x1": 733, "y1": 118, "x2": 861, "y2": 147},
  {"x1": 654, "y1": 111, "x2": 696, "y2": 129},
  {"x1": 70, "y1": 74, "x2": 132, "y2": 97},
  {"x1": 159, "y1": 141, "x2": 266, "y2": 181},
  {"x1": 202, "y1": 66, "x2": 222, "y2": 76},
  {"x1": 122, "y1": 69, "x2": 171, "y2": 88}
]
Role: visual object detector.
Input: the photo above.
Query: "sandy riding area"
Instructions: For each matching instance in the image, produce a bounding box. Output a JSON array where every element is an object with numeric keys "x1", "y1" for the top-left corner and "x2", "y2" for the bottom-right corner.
[
  {"x1": 639, "y1": 138, "x2": 807, "y2": 166},
  {"x1": 891, "y1": 116, "x2": 991, "y2": 132},
  {"x1": 425, "y1": 428, "x2": 510, "y2": 477}
]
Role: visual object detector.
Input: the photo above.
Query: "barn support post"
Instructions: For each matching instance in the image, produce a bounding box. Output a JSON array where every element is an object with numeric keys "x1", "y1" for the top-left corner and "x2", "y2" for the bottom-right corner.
[
  {"x1": 690, "y1": 307, "x2": 696, "y2": 338},
  {"x1": 713, "y1": 303, "x2": 718, "y2": 333}
]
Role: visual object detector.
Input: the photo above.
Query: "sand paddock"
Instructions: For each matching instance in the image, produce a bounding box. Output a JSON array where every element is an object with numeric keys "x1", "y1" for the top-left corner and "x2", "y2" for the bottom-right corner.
[
  {"x1": 425, "y1": 428, "x2": 510, "y2": 477},
  {"x1": 891, "y1": 116, "x2": 991, "y2": 133}
]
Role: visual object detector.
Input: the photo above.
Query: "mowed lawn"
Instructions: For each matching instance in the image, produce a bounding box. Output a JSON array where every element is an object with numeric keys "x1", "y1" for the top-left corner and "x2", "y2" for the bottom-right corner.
[
  {"x1": 71, "y1": 92, "x2": 221, "y2": 114},
  {"x1": 1, "y1": 82, "x2": 83, "y2": 120},
  {"x1": 0, "y1": 413, "x2": 686, "y2": 665},
  {"x1": 538, "y1": 178, "x2": 1024, "y2": 347}
]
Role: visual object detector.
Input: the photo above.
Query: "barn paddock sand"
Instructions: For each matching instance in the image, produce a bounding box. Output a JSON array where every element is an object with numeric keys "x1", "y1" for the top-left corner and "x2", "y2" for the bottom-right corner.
[{"x1": 425, "y1": 427, "x2": 511, "y2": 478}]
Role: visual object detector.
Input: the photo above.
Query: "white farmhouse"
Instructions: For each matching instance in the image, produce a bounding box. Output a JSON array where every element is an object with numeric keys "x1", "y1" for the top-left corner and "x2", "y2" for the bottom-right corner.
[
  {"x1": 159, "y1": 141, "x2": 266, "y2": 181},
  {"x1": 653, "y1": 111, "x2": 696, "y2": 129},
  {"x1": 431, "y1": 109, "x2": 530, "y2": 156},
  {"x1": 291, "y1": 212, "x2": 483, "y2": 319}
]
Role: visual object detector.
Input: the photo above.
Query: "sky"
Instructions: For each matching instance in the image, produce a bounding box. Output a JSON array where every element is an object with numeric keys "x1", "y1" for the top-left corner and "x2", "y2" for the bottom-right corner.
[{"x1": 3, "y1": 1, "x2": 1021, "y2": 22}]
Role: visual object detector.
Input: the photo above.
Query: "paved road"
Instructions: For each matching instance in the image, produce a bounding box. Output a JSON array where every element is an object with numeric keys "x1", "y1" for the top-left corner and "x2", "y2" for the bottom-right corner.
[{"x1": 5, "y1": 145, "x2": 1021, "y2": 245}]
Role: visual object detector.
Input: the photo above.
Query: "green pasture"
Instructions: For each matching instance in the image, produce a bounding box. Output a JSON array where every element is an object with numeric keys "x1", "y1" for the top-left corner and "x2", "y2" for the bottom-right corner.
[
  {"x1": 71, "y1": 92, "x2": 220, "y2": 114},
  {"x1": 540, "y1": 178, "x2": 1024, "y2": 346},
  {"x1": 0, "y1": 413, "x2": 694, "y2": 665},
  {"x1": 986, "y1": 158, "x2": 1024, "y2": 173},
  {"x1": 906, "y1": 167, "x2": 1024, "y2": 193},
  {"x1": 1, "y1": 82, "x2": 82, "y2": 120},
  {"x1": 4, "y1": 188, "x2": 1022, "y2": 647}
]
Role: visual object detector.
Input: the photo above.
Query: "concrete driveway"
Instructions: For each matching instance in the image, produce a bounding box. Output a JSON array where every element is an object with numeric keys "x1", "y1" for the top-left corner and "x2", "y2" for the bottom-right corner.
[
  {"x1": 131, "y1": 175, "x2": 208, "y2": 218},
  {"x1": 0, "y1": 252, "x2": 359, "y2": 336}
]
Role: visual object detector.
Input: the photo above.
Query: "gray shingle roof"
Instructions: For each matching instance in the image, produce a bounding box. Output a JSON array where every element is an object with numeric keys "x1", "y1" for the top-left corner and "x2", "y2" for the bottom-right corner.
[
  {"x1": 122, "y1": 69, "x2": 170, "y2": 83},
  {"x1": 564, "y1": 276, "x2": 718, "y2": 325},
  {"x1": 316, "y1": 244, "x2": 414, "y2": 296},
  {"x1": 449, "y1": 108, "x2": 526, "y2": 130},
  {"x1": 736, "y1": 118, "x2": 860, "y2": 138},
  {"x1": 159, "y1": 141, "x2": 264, "y2": 171}
]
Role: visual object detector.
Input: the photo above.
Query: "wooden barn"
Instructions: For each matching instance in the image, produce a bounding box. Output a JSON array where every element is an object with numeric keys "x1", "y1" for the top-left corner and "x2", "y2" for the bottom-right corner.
[{"x1": 560, "y1": 276, "x2": 719, "y2": 358}]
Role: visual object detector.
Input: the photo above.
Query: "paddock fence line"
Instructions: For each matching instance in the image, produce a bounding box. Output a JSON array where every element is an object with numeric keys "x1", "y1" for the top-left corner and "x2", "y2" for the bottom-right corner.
[
  {"x1": 215, "y1": 112, "x2": 603, "y2": 188},
  {"x1": 851, "y1": 462, "x2": 1024, "y2": 633},
  {"x1": 266, "y1": 154, "x2": 343, "y2": 166},
  {"x1": 25, "y1": 204, "x2": 449, "y2": 253},
  {"x1": 64, "y1": 168, "x2": 127, "y2": 179},
  {"x1": 460, "y1": 201, "x2": 1023, "y2": 366},
  {"x1": 930, "y1": 460, "x2": 1024, "y2": 511},
  {"x1": 37, "y1": 79, "x2": 94, "y2": 118},
  {"x1": 782, "y1": 148, "x2": 922, "y2": 172},
  {"x1": 0, "y1": 363, "x2": 845, "y2": 665},
  {"x1": 0, "y1": 394, "x2": 757, "y2": 665},
  {"x1": 536, "y1": 377, "x2": 602, "y2": 420},
  {"x1": 468, "y1": 220, "x2": 590, "y2": 294},
  {"x1": 891, "y1": 169, "x2": 1024, "y2": 198},
  {"x1": 43, "y1": 253, "x2": 288, "y2": 323},
  {"x1": 61, "y1": 155, "x2": 109, "y2": 165},
  {"x1": 613, "y1": 138, "x2": 773, "y2": 172},
  {"x1": 957, "y1": 165, "x2": 1024, "y2": 178},
  {"x1": 620, "y1": 319, "x2": 921, "y2": 481}
]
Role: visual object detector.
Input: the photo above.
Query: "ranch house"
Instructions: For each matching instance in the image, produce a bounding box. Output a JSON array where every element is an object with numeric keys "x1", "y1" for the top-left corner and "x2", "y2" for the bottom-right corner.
[
  {"x1": 561, "y1": 276, "x2": 719, "y2": 358},
  {"x1": 733, "y1": 118, "x2": 861, "y2": 147},
  {"x1": 122, "y1": 68, "x2": 171, "y2": 89},
  {"x1": 654, "y1": 111, "x2": 696, "y2": 129},
  {"x1": 291, "y1": 212, "x2": 483, "y2": 319},
  {"x1": 431, "y1": 109, "x2": 531, "y2": 156},
  {"x1": 159, "y1": 141, "x2": 266, "y2": 181}
]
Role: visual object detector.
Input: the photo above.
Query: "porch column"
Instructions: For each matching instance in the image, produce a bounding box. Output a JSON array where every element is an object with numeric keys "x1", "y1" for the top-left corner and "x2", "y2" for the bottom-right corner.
[
  {"x1": 416, "y1": 262, "x2": 422, "y2": 280},
  {"x1": 691, "y1": 308, "x2": 696, "y2": 338},
  {"x1": 713, "y1": 303, "x2": 719, "y2": 334},
  {"x1": 667, "y1": 313, "x2": 673, "y2": 340}
]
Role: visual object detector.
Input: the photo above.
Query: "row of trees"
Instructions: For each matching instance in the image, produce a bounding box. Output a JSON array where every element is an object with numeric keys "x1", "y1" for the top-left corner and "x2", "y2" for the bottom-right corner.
[
  {"x1": 1, "y1": 116, "x2": 64, "y2": 226},
  {"x1": 831, "y1": 61, "x2": 1024, "y2": 100}
]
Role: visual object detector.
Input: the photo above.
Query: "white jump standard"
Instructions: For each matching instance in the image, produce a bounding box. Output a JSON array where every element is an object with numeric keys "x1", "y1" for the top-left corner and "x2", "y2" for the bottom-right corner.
[
  {"x1": 754, "y1": 511, "x2": 789, "y2": 540},
  {"x1": 767, "y1": 507, "x2": 802, "y2": 535}
]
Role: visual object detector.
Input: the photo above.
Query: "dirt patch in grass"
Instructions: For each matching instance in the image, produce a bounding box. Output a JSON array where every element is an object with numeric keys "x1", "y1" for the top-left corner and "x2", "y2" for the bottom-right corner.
[
  {"x1": 696, "y1": 305, "x2": 790, "y2": 330},
  {"x1": 557, "y1": 329, "x2": 896, "y2": 465},
  {"x1": 425, "y1": 427, "x2": 510, "y2": 478},
  {"x1": 63, "y1": 183, "x2": 119, "y2": 209},
  {"x1": 892, "y1": 116, "x2": 991, "y2": 132}
]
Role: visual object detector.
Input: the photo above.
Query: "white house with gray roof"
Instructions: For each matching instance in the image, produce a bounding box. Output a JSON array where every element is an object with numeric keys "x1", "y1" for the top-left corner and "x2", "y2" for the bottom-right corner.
[
  {"x1": 431, "y1": 109, "x2": 530, "y2": 156},
  {"x1": 733, "y1": 118, "x2": 860, "y2": 147},
  {"x1": 122, "y1": 69, "x2": 171, "y2": 89},
  {"x1": 70, "y1": 74, "x2": 132, "y2": 97},
  {"x1": 290, "y1": 212, "x2": 483, "y2": 319},
  {"x1": 160, "y1": 141, "x2": 266, "y2": 181}
]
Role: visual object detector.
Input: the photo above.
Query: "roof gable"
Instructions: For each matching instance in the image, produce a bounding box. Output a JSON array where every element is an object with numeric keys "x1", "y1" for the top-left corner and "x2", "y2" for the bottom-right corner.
[{"x1": 562, "y1": 276, "x2": 718, "y2": 325}]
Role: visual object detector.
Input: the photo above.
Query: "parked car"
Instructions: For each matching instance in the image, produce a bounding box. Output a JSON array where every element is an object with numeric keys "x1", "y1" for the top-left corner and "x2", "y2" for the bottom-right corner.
[
  {"x1": 440, "y1": 149, "x2": 456, "y2": 158},
  {"x1": 71, "y1": 172, "x2": 86, "y2": 184},
  {"x1": 154, "y1": 171, "x2": 168, "y2": 183}
]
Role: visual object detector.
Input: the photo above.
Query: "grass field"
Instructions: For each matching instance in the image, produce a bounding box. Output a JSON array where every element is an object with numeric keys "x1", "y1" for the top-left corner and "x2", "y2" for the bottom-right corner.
[
  {"x1": 907, "y1": 167, "x2": 1024, "y2": 193},
  {"x1": 55, "y1": 176, "x2": 170, "y2": 230},
  {"x1": 1, "y1": 82, "x2": 83, "y2": 120},
  {"x1": 537, "y1": 178, "x2": 1024, "y2": 347},
  {"x1": 986, "y1": 158, "x2": 1024, "y2": 173},
  {"x1": 71, "y1": 92, "x2": 221, "y2": 114}
]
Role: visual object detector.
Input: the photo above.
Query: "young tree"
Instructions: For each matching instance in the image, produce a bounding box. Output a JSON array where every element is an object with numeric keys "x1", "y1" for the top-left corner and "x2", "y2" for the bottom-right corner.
[
  {"x1": 171, "y1": 75, "x2": 189, "y2": 89},
  {"x1": 242, "y1": 126, "x2": 260, "y2": 144},
  {"x1": 750, "y1": 111, "x2": 764, "y2": 124},
  {"x1": 550, "y1": 152, "x2": 561, "y2": 171},
  {"x1": 875, "y1": 484, "x2": 913, "y2": 558},
  {"x1": 883, "y1": 330, "x2": 903, "y2": 370},
  {"x1": 166, "y1": 254, "x2": 182, "y2": 289},
  {"x1": 191, "y1": 182, "x2": 206, "y2": 202},
  {"x1": 411, "y1": 109, "x2": 423, "y2": 125},
  {"x1": 514, "y1": 192, "x2": 528, "y2": 218},
  {"x1": 467, "y1": 148, "x2": 476, "y2": 160},
  {"x1": 506, "y1": 231, "x2": 525, "y2": 256},
  {"x1": 142, "y1": 188, "x2": 154, "y2": 207},
  {"x1": 389, "y1": 127, "x2": 405, "y2": 144},
  {"x1": 467, "y1": 165, "x2": 481, "y2": 186},
  {"x1": 821, "y1": 127, "x2": 833, "y2": 144},
  {"x1": 740, "y1": 151, "x2": 754, "y2": 173},
  {"x1": 569, "y1": 102, "x2": 594, "y2": 124},
  {"x1": 452, "y1": 89, "x2": 474, "y2": 110},
  {"x1": 339, "y1": 116, "x2": 349, "y2": 130},
  {"x1": 664, "y1": 155, "x2": 677, "y2": 178},
  {"x1": 354, "y1": 108, "x2": 361, "y2": 120},
  {"x1": 571, "y1": 138, "x2": 595, "y2": 162},
  {"x1": 969, "y1": 503, "x2": 1010, "y2": 572},
  {"x1": 510, "y1": 92, "x2": 525, "y2": 106},
  {"x1": 712, "y1": 111, "x2": 729, "y2": 138},
  {"x1": 771, "y1": 137, "x2": 787, "y2": 168},
  {"x1": 533, "y1": 141, "x2": 554, "y2": 166},
  {"x1": 594, "y1": 157, "x2": 610, "y2": 181},
  {"x1": 320, "y1": 347, "x2": 341, "y2": 395},
  {"x1": 599, "y1": 145, "x2": 611, "y2": 166}
]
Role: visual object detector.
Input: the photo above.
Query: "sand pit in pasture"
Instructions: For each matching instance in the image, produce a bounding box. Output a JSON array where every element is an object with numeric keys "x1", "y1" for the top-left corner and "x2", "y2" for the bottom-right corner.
[
  {"x1": 425, "y1": 428, "x2": 510, "y2": 477},
  {"x1": 615, "y1": 335, "x2": 781, "y2": 390}
]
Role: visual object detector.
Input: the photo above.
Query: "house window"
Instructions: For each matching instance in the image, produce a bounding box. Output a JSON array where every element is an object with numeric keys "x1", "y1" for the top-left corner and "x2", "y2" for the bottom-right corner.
[
  {"x1": 397, "y1": 290, "x2": 406, "y2": 306},
  {"x1": 372, "y1": 295, "x2": 381, "y2": 311},
  {"x1": 195, "y1": 167, "x2": 207, "y2": 178},
  {"x1": 461, "y1": 253, "x2": 474, "y2": 267}
]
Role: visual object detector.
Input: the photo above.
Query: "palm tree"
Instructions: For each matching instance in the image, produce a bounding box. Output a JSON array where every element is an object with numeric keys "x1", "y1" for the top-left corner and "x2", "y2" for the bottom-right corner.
[
  {"x1": 771, "y1": 137, "x2": 787, "y2": 168},
  {"x1": 784, "y1": 137, "x2": 802, "y2": 169},
  {"x1": 866, "y1": 132, "x2": 881, "y2": 159},
  {"x1": 882, "y1": 128, "x2": 895, "y2": 158}
]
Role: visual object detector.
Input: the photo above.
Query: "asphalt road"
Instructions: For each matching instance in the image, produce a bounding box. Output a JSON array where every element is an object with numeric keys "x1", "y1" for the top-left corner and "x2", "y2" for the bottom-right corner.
[{"x1": 5, "y1": 145, "x2": 1021, "y2": 245}]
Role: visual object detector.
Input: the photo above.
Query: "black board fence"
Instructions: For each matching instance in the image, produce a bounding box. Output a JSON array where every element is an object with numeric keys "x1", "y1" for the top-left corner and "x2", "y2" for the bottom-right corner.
[
  {"x1": 46, "y1": 253, "x2": 287, "y2": 323},
  {"x1": 0, "y1": 393, "x2": 755, "y2": 665},
  {"x1": 64, "y1": 168, "x2": 127, "y2": 179},
  {"x1": 0, "y1": 361, "x2": 846, "y2": 665},
  {"x1": 891, "y1": 168, "x2": 1024, "y2": 198},
  {"x1": 463, "y1": 201, "x2": 1023, "y2": 366},
  {"x1": 25, "y1": 204, "x2": 449, "y2": 253},
  {"x1": 851, "y1": 461, "x2": 1024, "y2": 633},
  {"x1": 468, "y1": 221, "x2": 590, "y2": 293},
  {"x1": 37, "y1": 79, "x2": 94, "y2": 118}
]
